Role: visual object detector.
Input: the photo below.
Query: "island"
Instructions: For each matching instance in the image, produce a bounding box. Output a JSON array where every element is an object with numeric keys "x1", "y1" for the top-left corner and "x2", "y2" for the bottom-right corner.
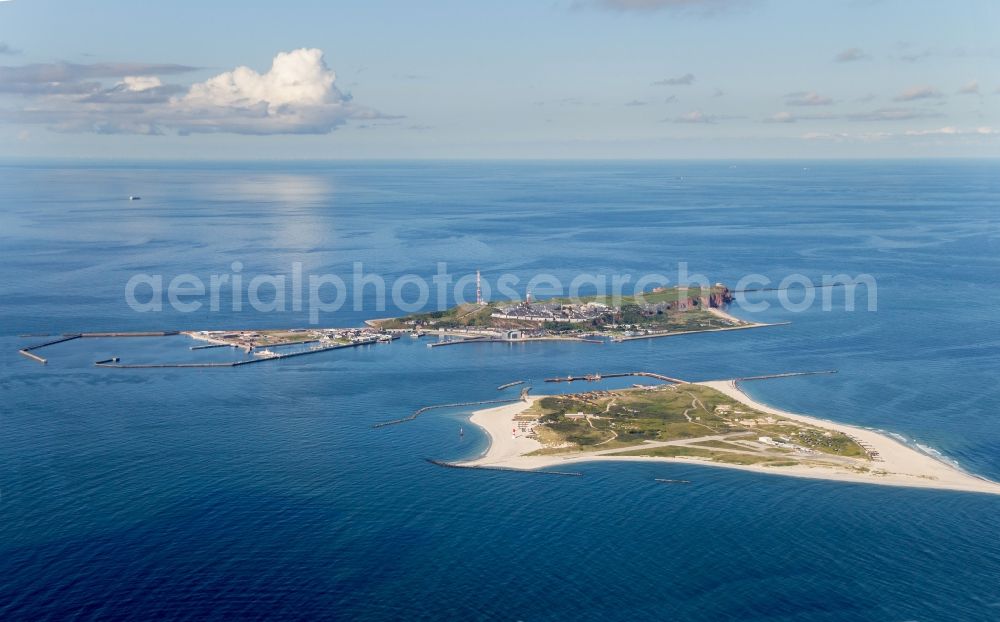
[
  {"x1": 18, "y1": 285, "x2": 781, "y2": 365},
  {"x1": 371, "y1": 283, "x2": 779, "y2": 343},
  {"x1": 456, "y1": 380, "x2": 1000, "y2": 495}
]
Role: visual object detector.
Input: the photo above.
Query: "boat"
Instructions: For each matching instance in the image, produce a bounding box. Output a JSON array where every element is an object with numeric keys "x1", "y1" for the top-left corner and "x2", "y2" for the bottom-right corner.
[{"x1": 128, "y1": 195, "x2": 141, "y2": 201}]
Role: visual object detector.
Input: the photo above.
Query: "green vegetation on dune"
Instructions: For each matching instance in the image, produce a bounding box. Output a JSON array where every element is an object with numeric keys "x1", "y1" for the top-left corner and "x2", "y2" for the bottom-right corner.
[{"x1": 521, "y1": 384, "x2": 869, "y2": 466}]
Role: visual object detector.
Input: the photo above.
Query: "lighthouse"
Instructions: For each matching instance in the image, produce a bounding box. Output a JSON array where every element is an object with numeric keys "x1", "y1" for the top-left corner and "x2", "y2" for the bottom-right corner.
[{"x1": 476, "y1": 270, "x2": 483, "y2": 305}]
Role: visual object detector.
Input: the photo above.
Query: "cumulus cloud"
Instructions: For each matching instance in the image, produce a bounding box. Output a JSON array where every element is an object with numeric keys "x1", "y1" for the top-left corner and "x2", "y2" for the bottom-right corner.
[
  {"x1": 784, "y1": 90, "x2": 833, "y2": 106},
  {"x1": 957, "y1": 80, "x2": 979, "y2": 95},
  {"x1": 652, "y1": 73, "x2": 695, "y2": 86},
  {"x1": 834, "y1": 47, "x2": 869, "y2": 62},
  {"x1": 0, "y1": 48, "x2": 384, "y2": 135},
  {"x1": 893, "y1": 85, "x2": 944, "y2": 101}
]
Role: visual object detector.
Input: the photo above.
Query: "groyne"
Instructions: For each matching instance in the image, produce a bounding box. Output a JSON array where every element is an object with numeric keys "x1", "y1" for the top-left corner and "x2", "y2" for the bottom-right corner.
[{"x1": 373, "y1": 398, "x2": 522, "y2": 429}]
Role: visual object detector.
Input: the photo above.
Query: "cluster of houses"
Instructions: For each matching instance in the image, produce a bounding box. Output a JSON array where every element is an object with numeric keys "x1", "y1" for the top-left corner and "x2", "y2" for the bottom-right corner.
[{"x1": 491, "y1": 301, "x2": 610, "y2": 324}]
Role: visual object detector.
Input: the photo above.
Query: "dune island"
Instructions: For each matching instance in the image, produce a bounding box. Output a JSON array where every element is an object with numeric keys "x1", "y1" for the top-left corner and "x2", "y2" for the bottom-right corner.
[{"x1": 456, "y1": 380, "x2": 1000, "y2": 495}]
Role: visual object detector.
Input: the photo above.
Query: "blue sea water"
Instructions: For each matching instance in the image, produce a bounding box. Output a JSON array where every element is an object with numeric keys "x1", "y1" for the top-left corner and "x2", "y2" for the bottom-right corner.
[{"x1": 1, "y1": 160, "x2": 1000, "y2": 621}]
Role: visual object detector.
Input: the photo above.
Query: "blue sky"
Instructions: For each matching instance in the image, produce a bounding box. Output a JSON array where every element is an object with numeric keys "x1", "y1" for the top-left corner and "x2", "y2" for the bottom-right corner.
[{"x1": 1, "y1": 0, "x2": 998, "y2": 158}]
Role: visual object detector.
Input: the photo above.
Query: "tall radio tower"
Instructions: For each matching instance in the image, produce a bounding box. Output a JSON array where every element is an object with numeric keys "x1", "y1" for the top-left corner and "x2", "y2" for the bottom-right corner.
[{"x1": 476, "y1": 270, "x2": 483, "y2": 305}]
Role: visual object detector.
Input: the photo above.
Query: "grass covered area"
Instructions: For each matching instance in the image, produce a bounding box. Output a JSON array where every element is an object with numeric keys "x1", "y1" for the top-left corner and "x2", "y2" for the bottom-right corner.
[
  {"x1": 523, "y1": 384, "x2": 868, "y2": 463},
  {"x1": 377, "y1": 303, "x2": 499, "y2": 329}
]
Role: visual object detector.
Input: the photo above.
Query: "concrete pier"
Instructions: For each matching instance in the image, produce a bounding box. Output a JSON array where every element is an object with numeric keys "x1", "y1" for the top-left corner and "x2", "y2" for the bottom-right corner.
[{"x1": 18, "y1": 350, "x2": 47, "y2": 364}]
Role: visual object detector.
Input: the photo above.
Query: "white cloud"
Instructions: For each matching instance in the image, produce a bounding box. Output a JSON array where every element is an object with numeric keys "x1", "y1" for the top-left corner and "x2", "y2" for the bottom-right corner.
[
  {"x1": 892, "y1": 85, "x2": 944, "y2": 102},
  {"x1": 764, "y1": 111, "x2": 796, "y2": 123},
  {"x1": 0, "y1": 48, "x2": 384, "y2": 135},
  {"x1": 673, "y1": 110, "x2": 715, "y2": 123},
  {"x1": 834, "y1": 47, "x2": 869, "y2": 62},
  {"x1": 121, "y1": 76, "x2": 163, "y2": 92},
  {"x1": 764, "y1": 110, "x2": 838, "y2": 123},
  {"x1": 847, "y1": 107, "x2": 944, "y2": 122},
  {"x1": 652, "y1": 73, "x2": 695, "y2": 86},
  {"x1": 802, "y1": 126, "x2": 998, "y2": 142},
  {"x1": 904, "y1": 126, "x2": 996, "y2": 136},
  {"x1": 185, "y1": 49, "x2": 333, "y2": 110},
  {"x1": 785, "y1": 90, "x2": 833, "y2": 106},
  {"x1": 956, "y1": 80, "x2": 979, "y2": 95}
]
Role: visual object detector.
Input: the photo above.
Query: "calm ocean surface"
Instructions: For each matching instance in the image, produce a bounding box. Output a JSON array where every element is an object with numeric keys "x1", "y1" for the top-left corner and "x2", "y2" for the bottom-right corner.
[{"x1": 2, "y1": 160, "x2": 999, "y2": 621}]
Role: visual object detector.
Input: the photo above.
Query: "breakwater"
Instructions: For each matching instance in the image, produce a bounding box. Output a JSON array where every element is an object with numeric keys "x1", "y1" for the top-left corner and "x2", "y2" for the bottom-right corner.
[
  {"x1": 17, "y1": 334, "x2": 82, "y2": 364},
  {"x1": 616, "y1": 322, "x2": 789, "y2": 342},
  {"x1": 95, "y1": 341, "x2": 374, "y2": 369},
  {"x1": 725, "y1": 370, "x2": 838, "y2": 382},
  {"x1": 545, "y1": 371, "x2": 686, "y2": 384},
  {"x1": 77, "y1": 331, "x2": 180, "y2": 337},
  {"x1": 373, "y1": 398, "x2": 522, "y2": 428}
]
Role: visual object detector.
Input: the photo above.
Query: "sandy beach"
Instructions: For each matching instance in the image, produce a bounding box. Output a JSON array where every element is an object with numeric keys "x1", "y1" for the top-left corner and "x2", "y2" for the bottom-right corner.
[{"x1": 458, "y1": 382, "x2": 1000, "y2": 495}]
